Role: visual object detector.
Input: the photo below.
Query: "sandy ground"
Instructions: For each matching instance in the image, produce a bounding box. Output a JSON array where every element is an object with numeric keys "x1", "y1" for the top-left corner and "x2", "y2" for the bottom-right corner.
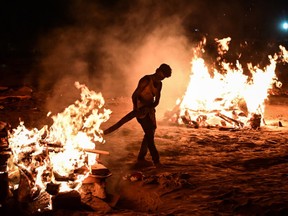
[
  {"x1": 1, "y1": 87, "x2": 288, "y2": 215},
  {"x1": 100, "y1": 97, "x2": 288, "y2": 216}
]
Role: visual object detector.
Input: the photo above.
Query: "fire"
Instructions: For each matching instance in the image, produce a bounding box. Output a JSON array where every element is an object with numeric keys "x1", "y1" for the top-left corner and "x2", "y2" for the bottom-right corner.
[
  {"x1": 7, "y1": 82, "x2": 111, "y2": 195},
  {"x1": 175, "y1": 38, "x2": 287, "y2": 128}
]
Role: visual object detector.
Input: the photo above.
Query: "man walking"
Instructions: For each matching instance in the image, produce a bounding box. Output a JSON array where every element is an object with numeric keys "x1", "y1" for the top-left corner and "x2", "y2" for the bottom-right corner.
[{"x1": 132, "y1": 63, "x2": 172, "y2": 168}]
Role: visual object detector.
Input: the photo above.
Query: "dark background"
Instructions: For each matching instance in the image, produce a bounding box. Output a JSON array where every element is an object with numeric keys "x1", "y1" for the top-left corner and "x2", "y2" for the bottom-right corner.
[
  {"x1": 0, "y1": 0, "x2": 287, "y2": 95},
  {"x1": 1, "y1": 0, "x2": 287, "y2": 51}
]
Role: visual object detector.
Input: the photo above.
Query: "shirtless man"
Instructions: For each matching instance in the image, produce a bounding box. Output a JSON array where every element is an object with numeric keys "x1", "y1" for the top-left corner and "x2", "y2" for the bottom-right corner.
[{"x1": 132, "y1": 63, "x2": 172, "y2": 168}]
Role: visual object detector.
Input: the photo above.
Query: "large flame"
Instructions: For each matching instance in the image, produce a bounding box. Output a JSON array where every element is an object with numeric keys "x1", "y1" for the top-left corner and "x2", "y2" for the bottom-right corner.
[
  {"x1": 176, "y1": 38, "x2": 287, "y2": 128},
  {"x1": 7, "y1": 82, "x2": 111, "y2": 194}
]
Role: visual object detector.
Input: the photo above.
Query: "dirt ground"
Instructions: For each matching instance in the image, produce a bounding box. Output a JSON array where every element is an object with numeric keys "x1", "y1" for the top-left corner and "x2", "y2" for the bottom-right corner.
[{"x1": 1, "y1": 87, "x2": 288, "y2": 216}]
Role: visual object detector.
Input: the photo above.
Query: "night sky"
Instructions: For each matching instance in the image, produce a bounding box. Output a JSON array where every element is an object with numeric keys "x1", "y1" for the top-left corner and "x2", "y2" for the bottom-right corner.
[
  {"x1": 0, "y1": 0, "x2": 287, "y2": 97},
  {"x1": 1, "y1": 0, "x2": 287, "y2": 51}
]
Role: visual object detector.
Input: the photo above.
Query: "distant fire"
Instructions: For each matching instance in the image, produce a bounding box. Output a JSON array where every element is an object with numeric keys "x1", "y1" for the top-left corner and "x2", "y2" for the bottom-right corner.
[
  {"x1": 7, "y1": 82, "x2": 111, "y2": 206},
  {"x1": 168, "y1": 38, "x2": 288, "y2": 129}
]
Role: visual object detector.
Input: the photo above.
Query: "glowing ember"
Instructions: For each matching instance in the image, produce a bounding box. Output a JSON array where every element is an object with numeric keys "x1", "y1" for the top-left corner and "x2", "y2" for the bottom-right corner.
[
  {"x1": 7, "y1": 82, "x2": 111, "y2": 196},
  {"x1": 175, "y1": 38, "x2": 287, "y2": 128},
  {"x1": 215, "y1": 37, "x2": 231, "y2": 55}
]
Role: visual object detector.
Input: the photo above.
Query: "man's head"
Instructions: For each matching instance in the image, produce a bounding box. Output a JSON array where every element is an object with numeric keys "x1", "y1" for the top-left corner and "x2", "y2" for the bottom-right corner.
[{"x1": 156, "y1": 63, "x2": 172, "y2": 78}]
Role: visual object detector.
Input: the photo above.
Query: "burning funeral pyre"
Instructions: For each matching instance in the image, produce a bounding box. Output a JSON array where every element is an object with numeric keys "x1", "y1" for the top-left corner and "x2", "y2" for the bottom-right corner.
[
  {"x1": 0, "y1": 82, "x2": 112, "y2": 213},
  {"x1": 165, "y1": 37, "x2": 288, "y2": 130}
]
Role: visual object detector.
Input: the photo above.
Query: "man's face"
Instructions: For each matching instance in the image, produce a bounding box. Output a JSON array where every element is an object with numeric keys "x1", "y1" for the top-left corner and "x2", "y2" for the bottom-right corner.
[
  {"x1": 162, "y1": 70, "x2": 172, "y2": 79},
  {"x1": 156, "y1": 69, "x2": 171, "y2": 80},
  {"x1": 159, "y1": 70, "x2": 167, "y2": 80}
]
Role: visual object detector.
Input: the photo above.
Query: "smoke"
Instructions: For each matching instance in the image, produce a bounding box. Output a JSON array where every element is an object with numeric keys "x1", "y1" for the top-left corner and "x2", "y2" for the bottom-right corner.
[
  {"x1": 27, "y1": 0, "x2": 280, "y2": 116},
  {"x1": 30, "y1": 0, "x2": 200, "y2": 115}
]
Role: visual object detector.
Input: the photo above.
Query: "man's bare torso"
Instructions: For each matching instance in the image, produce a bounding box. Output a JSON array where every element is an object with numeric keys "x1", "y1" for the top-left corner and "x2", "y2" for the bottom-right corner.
[{"x1": 136, "y1": 75, "x2": 161, "y2": 108}]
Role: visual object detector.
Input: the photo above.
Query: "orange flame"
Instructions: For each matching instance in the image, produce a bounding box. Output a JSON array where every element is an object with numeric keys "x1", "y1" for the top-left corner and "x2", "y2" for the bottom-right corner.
[
  {"x1": 177, "y1": 38, "x2": 286, "y2": 128},
  {"x1": 8, "y1": 82, "x2": 111, "y2": 193}
]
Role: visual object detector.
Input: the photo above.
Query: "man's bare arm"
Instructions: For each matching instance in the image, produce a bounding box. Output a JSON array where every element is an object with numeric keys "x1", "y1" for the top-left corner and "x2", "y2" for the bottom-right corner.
[
  {"x1": 132, "y1": 76, "x2": 150, "y2": 109},
  {"x1": 152, "y1": 82, "x2": 162, "y2": 108}
]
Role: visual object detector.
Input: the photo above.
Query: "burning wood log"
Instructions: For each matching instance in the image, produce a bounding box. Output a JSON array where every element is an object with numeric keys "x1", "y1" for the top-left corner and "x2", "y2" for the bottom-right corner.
[
  {"x1": 248, "y1": 113, "x2": 261, "y2": 129},
  {"x1": 53, "y1": 172, "x2": 77, "y2": 182},
  {"x1": 181, "y1": 116, "x2": 199, "y2": 128},
  {"x1": 91, "y1": 164, "x2": 112, "y2": 178},
  {"x1": 216, "y1": 112, "x2": 244, "y2": 128},
  {"x1": 17, "y1": 165, "x2": 35, "y2": 184},
  {"x1": 83, "y1": 148, "x2": 110, "y2": 155},
  {"x1": 196, "y1": 115, "x2": 209, "y2": 127},
  {"x1": 17, "y1": 168, "x2": 40, "y2": 202},
  {"x1": 45, "y1": 143, "x2": 63, "y2": 148},
  {"x1": 74, "y1": 166, "x2": 89, "y2": 175},
  {"x1": 46, "y1": 182, "x2": 60, "y2": 195},
  {"x1": 43, "y1": 142, "x2": 110, "y2": 155},
  {"x1": 52, "y1": 190, "x2": 82, "y2": 210},
  {"x1": 180, "y1": 110, "x2": 199, "y2": 128}
]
